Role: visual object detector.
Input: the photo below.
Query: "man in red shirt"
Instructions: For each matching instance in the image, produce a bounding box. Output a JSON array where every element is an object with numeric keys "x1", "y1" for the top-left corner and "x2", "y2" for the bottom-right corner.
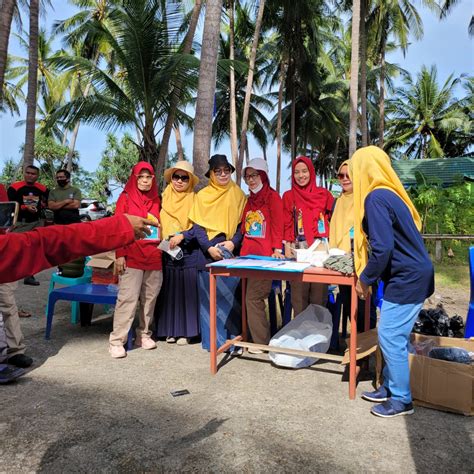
[
  {"x1": 8, "y1": 165, "x2": 49, "y2": 286},
  {"x1": 0, "y1": 214, "x2": 155, "y2": 380}
]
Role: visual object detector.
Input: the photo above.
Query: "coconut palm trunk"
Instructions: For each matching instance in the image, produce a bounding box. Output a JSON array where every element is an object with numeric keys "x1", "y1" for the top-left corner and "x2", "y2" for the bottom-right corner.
[
  {"x1": 378, "y1": 46, "x2": 386, "y2": 147},
  {"x1": 174, "y1": 124, "x2": 184, "y2": 161},
  {"x1": 359, "y1": 0, "x2": 368, "y2": 147},
  {"x1": 236, "y1": 0, "x2": 266, "y2": 185},
  {"x1": 228, "y1": 0, "x2": 239, "y2": 168},
  {"x1": 0, "y1": 0, "x2": 16, "y2": 104},
  {"x1": 23, "y1": 0, "x2": 40, "y2": 168},
  {"x1": 158, "y1": 0, "x2": 202, "y2": 176},
  {"x1": 192, "y1": 0, "x2": 223, "y2": 185},
  {"x1": 275, "y1": 62, "x2": 285, "y2": 193},
  {"x1": 348, "y1": 0, "x2": 361, "y2": 158}
]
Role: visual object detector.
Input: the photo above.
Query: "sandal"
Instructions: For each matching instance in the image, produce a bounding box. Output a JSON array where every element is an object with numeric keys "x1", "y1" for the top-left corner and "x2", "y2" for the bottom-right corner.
[{"x1": 18, "y1": 310, "x2": 32, "y2": 318}]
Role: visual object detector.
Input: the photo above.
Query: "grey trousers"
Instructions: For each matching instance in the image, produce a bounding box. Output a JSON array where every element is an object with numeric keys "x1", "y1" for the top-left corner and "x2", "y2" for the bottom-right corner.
[
  {"x1": 0, "y1": 282, "x2": 25, "y2": 356},
  {"x1": 291, "y1": 282, "x2": 328, "y2": 318}
]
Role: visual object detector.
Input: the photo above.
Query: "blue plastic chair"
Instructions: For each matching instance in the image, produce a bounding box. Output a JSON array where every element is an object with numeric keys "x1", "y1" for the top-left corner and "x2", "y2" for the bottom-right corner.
[
  {"x1": 465, "y1": 246, "x2": 474, "y2": 338},
  {"x1": 45, "y1": 267, "x2": 92, "y2": 324}
]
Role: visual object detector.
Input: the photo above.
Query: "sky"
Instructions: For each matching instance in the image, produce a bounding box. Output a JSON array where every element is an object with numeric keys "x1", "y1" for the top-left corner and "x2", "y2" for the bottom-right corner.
[{"x1": 0, "y1": 1, "x2": 473, "y2": 197}]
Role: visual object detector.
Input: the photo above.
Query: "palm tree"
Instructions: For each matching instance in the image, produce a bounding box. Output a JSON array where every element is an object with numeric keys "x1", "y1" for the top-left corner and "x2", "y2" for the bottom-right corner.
[
  {"x1": 0, "y1": 0, "x2": 17, "y2": 104},
  {"x1": 23, "y1": 0, "x2": 39, "y2": 167},
  {"x1": 0, "y1": 55, "x2": 24, "y2": 115},
  {"x1": 438, "y1": 0, "x2": 474, "y2": 36},
  {"x1": 157, "y1": 0, "x2": 202, "y2": 177},
  {"x1": 46, "y1": 0, "x2": 197, "y2": 174},
  {"x1": 193, "y1": 0, "x2": 223, "y2": 185},
  {"x1": 348, "y1": 0, "x2": 361, "y2": 158},
  {"x1": 235, "y1": 0, "x2": 266, "y2": 184},
  {"x1": 385, "y1": 65, "x2": 471, "y2": 159}
]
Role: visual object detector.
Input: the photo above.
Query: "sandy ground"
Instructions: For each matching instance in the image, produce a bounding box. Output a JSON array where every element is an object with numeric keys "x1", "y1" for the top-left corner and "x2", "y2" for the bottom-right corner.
[{"x1": 1, "y1": 268, "x2": 472, "y2": 473}]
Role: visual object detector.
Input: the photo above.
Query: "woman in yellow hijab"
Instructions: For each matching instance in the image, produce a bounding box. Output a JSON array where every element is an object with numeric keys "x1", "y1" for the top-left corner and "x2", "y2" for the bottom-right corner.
[
  {"x1": 189, "y1": 154, "x2": 246, "y2": 351},
  {"x1": 155, "y1": 161, "x2": 200, "y2": 346},
  {"x1": 329, "y1": 161, "x2": 376, "y2": 351},
  {"x1": 349, "y1": 146, "x2": 434, "y2": 418}
]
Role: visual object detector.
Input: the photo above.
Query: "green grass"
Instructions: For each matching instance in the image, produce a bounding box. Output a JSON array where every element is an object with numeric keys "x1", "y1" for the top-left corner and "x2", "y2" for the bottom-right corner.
[{"x1": 434, "y1": 262, "x2": 470, "y2": 290}]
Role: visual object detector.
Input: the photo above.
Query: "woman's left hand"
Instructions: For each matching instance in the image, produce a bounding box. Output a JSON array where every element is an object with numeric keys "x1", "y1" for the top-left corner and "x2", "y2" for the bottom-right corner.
[
  {"x1": 271, "y1": 250, "x2": 285, "y2": 259},
  {"x1": 221, "y1": 241, "x2": 235, "y2": 253},
  {"x1": 169, "y1": 233, "x2": 184, "y2": 249},
  {"x1": 356, "y1": 279, "x2": 369, "y2": 299}
]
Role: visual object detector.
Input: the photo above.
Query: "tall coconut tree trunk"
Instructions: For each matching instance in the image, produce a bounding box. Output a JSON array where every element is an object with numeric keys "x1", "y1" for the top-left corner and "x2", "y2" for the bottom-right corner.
[
  {"x1": 192, "y1": 0, "x2": 223, "y2": 185},
  {"x1": 359, "y1": 0, "x2": 368, "y2": 147},
  {"x1": 348, "y1": 0, "x2": 361, "y2": 158},
  {"x1": 228, "y1": 0, "x2": 238, "y2": 168},
  {"x1": 0, "y1": 0, "x2": 16, "y2": 104},
  {"x1": 158, "y1": 0, "x2": 202, "y2": 176},
  {"x1": 174, "y1": 124, "x2": 184, "y2": 160},
  {"x1": 378, "y1": 46, "x2": 386, "y2": 147},
  {"x1": 276, "y1": 61, "x2": 285, "y2": 193},
  {"x1": 23, "y1": 0, "x2": 39, "y2": 168},
  {"x1": 236, "y1": 0, "x2": 266, "y2": 185},
  {"x1": 290, "y1": 82, "x2": 296, "y2": 159}
]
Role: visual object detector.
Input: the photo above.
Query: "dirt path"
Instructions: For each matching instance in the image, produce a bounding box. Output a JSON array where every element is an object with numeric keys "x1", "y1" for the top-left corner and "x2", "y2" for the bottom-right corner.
[{"x1": 1, "y1": 268, "x2": 472, "y2": 473}]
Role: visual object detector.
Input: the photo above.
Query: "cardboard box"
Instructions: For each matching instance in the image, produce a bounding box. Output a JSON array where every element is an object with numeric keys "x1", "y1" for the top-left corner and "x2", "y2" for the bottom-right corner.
[
  {"x1": 408, "y1": 333, "x2": 474, "y2": 416},
  {"x1": 86, "y1": 251, "x2": 118, "y2": 284}
]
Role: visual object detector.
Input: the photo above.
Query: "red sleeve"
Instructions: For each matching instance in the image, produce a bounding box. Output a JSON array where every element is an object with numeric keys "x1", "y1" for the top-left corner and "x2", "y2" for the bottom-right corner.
[
  {"x1": 114, "y1": 194, "x2": 128, "y2": 258},
  {"x1": 270, "y1": 191, "x2": 284, "y2": 249},
  {"x1": 0, "y1": 184, "x2": 7, "y2": 201},
  {"x1": 282, "y1": 191, "x2": 295, "y2": 242},
  {"x1": 0, "y1": 215, "x2": 135, "y2": 284}
]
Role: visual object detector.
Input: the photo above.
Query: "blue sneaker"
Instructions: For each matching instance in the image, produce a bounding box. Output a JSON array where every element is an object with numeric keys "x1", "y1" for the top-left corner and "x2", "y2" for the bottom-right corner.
[
  {"x1": 361, "y1": 386, "x2": 391, "y2": 402},
  {"x1": 371, "y1": 399, "x2": 414, "y2": 418}
]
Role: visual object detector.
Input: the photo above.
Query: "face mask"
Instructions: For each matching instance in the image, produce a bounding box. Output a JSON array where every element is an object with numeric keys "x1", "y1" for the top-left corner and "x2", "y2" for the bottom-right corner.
[
  {"x1": 250, "y1": 182, "x2": 263, "y2": 194},
  {"x1": 57, "y1": 179, "x2": 68, "y2": 187}
]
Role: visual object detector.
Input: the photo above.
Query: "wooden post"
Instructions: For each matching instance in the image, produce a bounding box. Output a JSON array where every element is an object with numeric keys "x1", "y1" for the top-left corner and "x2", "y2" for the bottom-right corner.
[{"x1": 435, "y1": 224, "x2": 442, "y2": 262}]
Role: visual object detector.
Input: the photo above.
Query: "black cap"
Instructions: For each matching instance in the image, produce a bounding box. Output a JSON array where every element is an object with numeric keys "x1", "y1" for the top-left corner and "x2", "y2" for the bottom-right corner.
[{"x1": 205, "y1": 154, "x2": 236, "y2": 178}]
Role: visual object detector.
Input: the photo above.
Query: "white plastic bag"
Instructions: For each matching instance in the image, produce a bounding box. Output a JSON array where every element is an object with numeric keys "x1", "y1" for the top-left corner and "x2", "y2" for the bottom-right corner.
[{"x1": 269, "y1": 304, "x2": 333, "y2": 369}]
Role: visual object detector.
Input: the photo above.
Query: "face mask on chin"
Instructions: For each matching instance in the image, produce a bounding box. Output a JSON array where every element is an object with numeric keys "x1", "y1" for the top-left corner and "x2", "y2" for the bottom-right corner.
[
  {"x1": 56, "y1": 179, "x2": 68, "y2": 188},
  {"x1": 250, "y1": 182, "x2": 263, "y2": 194}
]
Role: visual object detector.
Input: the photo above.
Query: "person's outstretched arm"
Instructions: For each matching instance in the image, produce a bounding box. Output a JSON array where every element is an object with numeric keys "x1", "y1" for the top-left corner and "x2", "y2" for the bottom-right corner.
[{"x1": 0, "y1": 214, "x2": 153, "y2": 284}]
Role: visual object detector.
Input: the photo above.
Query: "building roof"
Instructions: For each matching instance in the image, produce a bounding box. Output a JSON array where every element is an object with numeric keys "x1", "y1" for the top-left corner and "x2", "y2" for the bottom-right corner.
[{"x1": 392, "y1": 157, "x2": 474, "y2": 187}]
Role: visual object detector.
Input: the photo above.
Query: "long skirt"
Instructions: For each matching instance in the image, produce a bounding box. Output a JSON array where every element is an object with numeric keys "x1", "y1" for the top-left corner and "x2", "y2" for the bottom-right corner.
[
  {"x1": 198, "y1": 270, "x2": 241, "y2": 351},
  {"x1": 155, "y1": 265, "x2": 200, "y2": 338}
]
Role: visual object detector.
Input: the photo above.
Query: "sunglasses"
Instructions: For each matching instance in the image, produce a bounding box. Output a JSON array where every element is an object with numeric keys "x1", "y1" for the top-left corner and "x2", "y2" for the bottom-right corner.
[
  {"x1": 172, "y1": 173, "x2": 190, "y2": 182},
  {"x1": 214, "y1": 168, "x2": 231, "y2": 176},
  {"x1": 337, "y1": 173, "x2": 350, "y2": 180}
]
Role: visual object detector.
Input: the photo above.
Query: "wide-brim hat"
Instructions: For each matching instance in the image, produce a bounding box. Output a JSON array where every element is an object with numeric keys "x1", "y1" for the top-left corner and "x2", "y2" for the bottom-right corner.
[
  {"x1": 205, "y1": 154, "x2": 235, "y2": 178},
  {"x1": 164, "y1": 160, "x2": 199, "y2": 189}
]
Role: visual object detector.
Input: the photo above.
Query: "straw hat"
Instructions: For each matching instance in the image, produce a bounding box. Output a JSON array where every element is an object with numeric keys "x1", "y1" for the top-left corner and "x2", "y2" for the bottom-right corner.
[{"x1": 164, "y1": 160, "x2": 199, "y2": 189}]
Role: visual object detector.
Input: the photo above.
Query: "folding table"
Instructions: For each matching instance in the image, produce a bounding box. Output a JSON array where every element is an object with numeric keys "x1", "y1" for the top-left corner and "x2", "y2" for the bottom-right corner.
[{"x1": 208, "y1": 262, "x2": 370, "y2": 400}]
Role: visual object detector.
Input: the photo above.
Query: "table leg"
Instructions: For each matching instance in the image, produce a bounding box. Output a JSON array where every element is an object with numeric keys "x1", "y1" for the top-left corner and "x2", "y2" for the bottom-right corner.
[
  {"x1": 45, "y1": 295, "x2": 58, "y2": 340},
  {"x1": 349, "y1": 284, "x2": 358, "y2": 399},
  {"x1": 241, "y1": 277, "x2": 248, "y2": 342},
  {"x1": 80, "y1": 303, "x2": 94, "y2": 327},
  {"x1": 210, "y1": 272, "x2": 217, "y2": 375},
  {"x1": 364, "y1": 292, "x2": 370, "y2": 332}
]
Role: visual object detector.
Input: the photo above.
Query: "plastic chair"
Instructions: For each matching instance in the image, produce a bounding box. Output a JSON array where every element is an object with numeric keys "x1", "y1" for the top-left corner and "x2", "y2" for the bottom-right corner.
[
  {"x1": 465, "y1": 246, "x2": 474, "y2": 338},
  {"x1": 45, "y1": 267, "x2": 92, "y2": 324}
]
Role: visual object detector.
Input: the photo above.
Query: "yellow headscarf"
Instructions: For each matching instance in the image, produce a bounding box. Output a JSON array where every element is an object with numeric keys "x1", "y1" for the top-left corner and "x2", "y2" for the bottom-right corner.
[
  {"x1": 349, "y1": 146, "x2": 422, "y2": 277},
  {"x1": 329, "y1": 160, "x2": 353, "y2": 253},
  {"x1": 160, "y1": 181, "x2": 196, "y2": 239},
  {"x1": 189, "y1": 172, "x2": 247, "y2": 240}
]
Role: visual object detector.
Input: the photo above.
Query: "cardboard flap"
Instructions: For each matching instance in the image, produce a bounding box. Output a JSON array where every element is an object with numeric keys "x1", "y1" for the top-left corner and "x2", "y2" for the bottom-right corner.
[
  {"x1": 86, "y1": 251, "x2": 116, "y2": 269},
  {"x1": 342, "y1": 328, "x2": 378, "y2": 365}
]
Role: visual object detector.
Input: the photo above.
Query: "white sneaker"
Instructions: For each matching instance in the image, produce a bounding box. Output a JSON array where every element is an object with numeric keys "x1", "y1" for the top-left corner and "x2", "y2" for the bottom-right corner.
[
  {"x1": 176, "y1": 337, "x2": 189, "y2": 346},
  {"x1": 248, "y1": 348, "x2": 264, "y2": 354},
  {"x1": 109, "y1": 344, "x2": 127, "y2": 359},
  {"x1": 136, "y1": 336, "x2": 157, "y2": 350},
  {"x1": 166, "y1": 337, "x2": 176, "y2": 344}
]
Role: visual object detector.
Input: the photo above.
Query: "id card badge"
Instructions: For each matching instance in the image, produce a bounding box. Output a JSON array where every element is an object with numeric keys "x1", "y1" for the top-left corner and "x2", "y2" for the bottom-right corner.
[
  {"x1": 349, "y1": 226, "x2": 354, "y2": 239},
  {"x1": 317, "y1": 217, "x2": 326, "y2": 234},
  {"x1": 144, "y1": 213, "x2": 160, "y2": 241}
]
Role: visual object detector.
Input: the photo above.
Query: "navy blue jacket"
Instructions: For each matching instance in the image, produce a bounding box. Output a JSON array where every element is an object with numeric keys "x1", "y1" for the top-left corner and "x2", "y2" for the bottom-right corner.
[{"x1": 360, "y1": 189, "x2": 434, "y2": 304}]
